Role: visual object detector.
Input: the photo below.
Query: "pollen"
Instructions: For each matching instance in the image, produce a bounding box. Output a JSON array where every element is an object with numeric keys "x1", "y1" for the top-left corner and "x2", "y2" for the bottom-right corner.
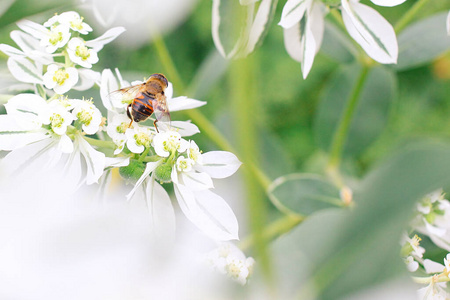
[{"x1": 77, "y1": 109, "x2": 93, "y2": 125}]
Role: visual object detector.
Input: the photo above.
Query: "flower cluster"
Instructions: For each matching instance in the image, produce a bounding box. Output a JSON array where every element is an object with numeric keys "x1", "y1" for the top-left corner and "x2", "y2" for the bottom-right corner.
[
  {"x1": 0, "y1": 11, "x2": 125, "y2": 94},
  {"x1": 0, "y1": 12, "x2": 243, "y2": 245},
  {"x1": 205, "y1": 242, "x2": 255, "y2": 285},
  {"x1": 402, "y1": 189, "x2": 450, "y2": 299}
]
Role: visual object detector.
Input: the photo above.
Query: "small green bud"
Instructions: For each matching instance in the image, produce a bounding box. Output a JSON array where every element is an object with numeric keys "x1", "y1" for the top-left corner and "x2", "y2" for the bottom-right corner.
[
  {"x1": 154, "y1": 163, "x2": 173, "y2": 183},
  {"x1": 119, "y1": 160, "x2": 146, "y2": 182}
]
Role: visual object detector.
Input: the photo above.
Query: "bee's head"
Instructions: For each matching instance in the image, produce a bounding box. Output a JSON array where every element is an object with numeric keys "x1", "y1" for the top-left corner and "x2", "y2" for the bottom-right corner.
[{"x1": 149, "y1": 73, "x2": 168, "y2": 89}]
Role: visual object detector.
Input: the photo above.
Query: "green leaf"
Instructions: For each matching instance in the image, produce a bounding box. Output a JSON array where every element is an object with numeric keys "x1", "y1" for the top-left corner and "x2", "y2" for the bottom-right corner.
[
  {"x1": 395, "y1": 12, "x2": 450, "y2": 71},
  {"x1": 0, "y1": 0, "x2": 67, "y2": 28},
  {"x1": 320, "y1": 21, "x2": 357, "y2": 64},
  {"x1": 314, "y1": 64, "x2": 396, "y2": 157},
  {"x1": 272, "y1": 141, "x2": 450, "y2": 299},
  {"x1": 268, "y1": 173, "x2": 342, "y2": 216}
]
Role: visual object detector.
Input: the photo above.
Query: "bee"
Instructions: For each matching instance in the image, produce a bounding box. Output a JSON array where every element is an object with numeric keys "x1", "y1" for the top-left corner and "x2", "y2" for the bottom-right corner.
[{"x1": 108, "y1": 73, "x2": 170, "y2": 132}]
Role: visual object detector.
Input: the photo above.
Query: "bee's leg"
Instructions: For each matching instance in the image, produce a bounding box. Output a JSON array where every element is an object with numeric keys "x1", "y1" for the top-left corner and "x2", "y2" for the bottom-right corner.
[
  {"x1": 127, "y1": 104, "x2": 133, "y2": 128},
  {"x1": 154, "y1": 119, "x2": 159, "y2": 133}
]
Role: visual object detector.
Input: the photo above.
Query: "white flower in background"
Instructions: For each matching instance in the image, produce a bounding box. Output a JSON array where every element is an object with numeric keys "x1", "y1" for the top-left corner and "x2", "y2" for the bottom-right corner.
[
  {"x1": 279, "y1": 0, "x2": 405, "y2": 78},
  {"x1": 67, "y1": 38, "x2": 99, "y2": 68},
  {"x1": 126, "y1": 125, "x2": 155, "y2": 154},
  {"x1": 70, "y1": 99, "x2": 103, "y2": 135},
  {"x1": 412, "y1": 190, "x2": 450, "y2": 252},
  {"x1": 43, "y1": 64, "x2": 79, "y2": 94},
  {"x1": 58, "y1": 11, "x2": 93, "y2": 34},
  {"x1": 205, "y1": 242, "x2": 255, "y2": 285},
  {"x1": 400, "y1": 233, "x2": 425, "y2": 259},
  {"x1": 40, "y1": 23, "x2": 71, "y2": 53},
  {"x1": 447, "y1": 11, "x2": 450, "y2": 35}
]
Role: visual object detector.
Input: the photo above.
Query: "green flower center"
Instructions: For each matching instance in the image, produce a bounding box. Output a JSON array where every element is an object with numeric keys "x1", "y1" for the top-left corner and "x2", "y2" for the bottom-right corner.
[
  {"x1": 50, "y1": 113, "x2": 64, "y2": 129},
  {"x1": 70, "y1": 17, "x2": 84, "y2": 30},
  {"x1": 49, "y1": 31, "x2": 63, "y2": 45},
  {"x1": 135, "y1": 132, "x2": 152, "y2": 147},
  {"x1": 116, "y1": 122, "x2": 128, "y2": 134},
  {"x1": 75, "y1": 45, "x2": 90, "y2": 61},
  {"x1": 77, "y1": 109, "x2": 92, "y2": 126}
]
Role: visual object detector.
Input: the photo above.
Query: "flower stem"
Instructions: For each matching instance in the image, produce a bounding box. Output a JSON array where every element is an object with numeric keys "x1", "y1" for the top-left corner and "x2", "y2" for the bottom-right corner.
[
  {"x1": 394, "y1": 0, "x2": 431, "y2": 34},
  {"x1": 327, "y1": 65, "x2": 370, "y2": 173}
]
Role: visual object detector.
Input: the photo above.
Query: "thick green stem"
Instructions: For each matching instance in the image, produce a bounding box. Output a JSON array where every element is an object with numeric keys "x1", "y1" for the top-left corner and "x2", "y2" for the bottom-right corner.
[
  {"x1": 327, "y1": 65, "x2": 370, "y2": 172},
  {"x1": 394, "y1": 0, "x2": 431, "y2": 34},
  {"x1": 229, "y1": 55, "x2": 273, "y2": 283}
]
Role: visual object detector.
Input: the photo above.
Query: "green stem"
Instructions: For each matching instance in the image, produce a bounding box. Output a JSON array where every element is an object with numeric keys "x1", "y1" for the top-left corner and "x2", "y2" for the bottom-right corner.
[
  {"x1": 394, "y1": 0, "x2": 431, "y2": 34},
  {"x1": 327, "y1": 65, "x2": 370, "y2": 172},
  {"x1": 138, "y1": 147, "x2": 151, "y2": 162},
  {"x1": 83, "y1": 136, "x2": 115, "y2": 149},
  {"x1": 239, "y1": 214, "x2": 304, "y2": 251}
]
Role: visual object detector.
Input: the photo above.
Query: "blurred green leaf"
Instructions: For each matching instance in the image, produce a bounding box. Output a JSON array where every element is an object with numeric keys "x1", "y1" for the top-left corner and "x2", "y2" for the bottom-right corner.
[
  {"x1": 187, "y1": 50, "x2": 229, "y2": 100},
  {"x1": 395, "y1": 12, "x2": 450, "y2": 71},
  {"x1": 0, "y1": 0, "x2": 69, "y2": 28},
  {"x1": 320, "y1": 21, "x2": 357, "y2": 64},
  {"x1": 268, "y1": 173, "x2": 342, "y2": 216},
  {"x1": 272, "y1": 141, "x2": 450, "y2": 299},
  {"x1": 0, "y1": 0, "x2": 15, "y2": 19},
  {"x1": 314, "y1": 64, "x2": 396, "y2": 157}
]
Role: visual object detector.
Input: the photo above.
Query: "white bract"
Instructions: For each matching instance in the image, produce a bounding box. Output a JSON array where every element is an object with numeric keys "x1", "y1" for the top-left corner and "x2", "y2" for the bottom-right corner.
[
  {"x1": 204, "y1": 242, "x2": 255, "y2": 285},
  {"x1": 43, "y1": 64, "x2": 79, "y2": 95},
  {"x1": 70, "y1": 99, "x2": 103, "y2": 135},
  {"x1": 279, "y1": 0, "x2": 402, "y2": 78},
  {"x1": 67, "y1": 38, "x2": 99, "y2": 68}
]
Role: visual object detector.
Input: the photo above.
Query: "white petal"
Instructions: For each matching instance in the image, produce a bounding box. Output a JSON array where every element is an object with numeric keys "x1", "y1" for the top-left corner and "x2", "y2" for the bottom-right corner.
[
  {"x1": 0, "y1": 115, "x2": 47, "y2": 150},
  {"x1": 169, "y1": 121, "x2": 200, "y2": 137},
  {"x1": 309, "y1": 2, "x2": 326, "y2": 53},
  {"x1": 144, "y1": 178, "x2": 176, "y2": 244},
  {"x1": 86, "y1": 27, "x2": 126, "y2": 51},
  {"x1": 279, "y1": 0, "x2": 311, "y2": 29},
  {"x1": 342, "y1": 0, "x2": 398, "y2": 64},
  {"x1": 447, "y1": 10, "x2": 450, "y2": 35},
  {"x1": 181, "y1": 171, "x2": 214, "y2": 191},
  {"x1": 198, "y1": 151, "x2": 242, "y2": 179},
  {"x1": 126, "y1": 160, "x2": 162, "y2": 201},
  {"x1": 245, "y1": 0, "x2": 274, "y2": 54},
  {"x1": 10, "y1": 30, "x2": 53, "y2": 64},
  {"x1": 0, "y1": 44, "x2": 24, "y2": 58},
  {"x1": 168, "y1": 96, "x2": 207, "y2": 112},
  {"x1": 211, "y1": 0, "x2": 227, "y2": 58},
  {"x1": 370, "y1": 0, "x2": 407, "y2": 7},
  {"x1": 7, "y1": 57, "x2": 43, "y2": 84},
  {"x1": 104, "y1": 156, "x2": 130, "y2": 168},
  {"x1": 174, "y1": 184, "x2": 239, "y2": 241},
  {"x1": 100, "y1": 69, "x2": 118, "y2": 111},
  {"x1": 16, "y1": 19, "x2": 48, "y2": 40},
  {"x1": 423, "y1": 259, "x2": 445, "y2": 274},
  {"x1": 73, "y1": 69, "x2": 101, "y2": 91},
  {"x1": 58, "y1": 134, "x2": 74, "y2": 153},
  {"x1": 77, "y1": 135, "x2": 106, "y2": 184},
  {"x1": 0, "y1": 137, "x2": 55, "y2": 176}
]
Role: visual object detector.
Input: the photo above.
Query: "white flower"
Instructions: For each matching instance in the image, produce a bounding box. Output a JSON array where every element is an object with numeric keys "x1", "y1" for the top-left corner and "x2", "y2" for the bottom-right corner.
[
  {"x1": 106, "y1": 113, "x2": 130, "y2": 154},
  {"x1": 152, "y1": 130, "x2": 189, "y2": 157},
  {"x1": 176, "y1": 156, "x2": 195, "y2": 173},
  {"x1": 126, "y1": 125, "x2": 154, "y2": 154},
  {"x1": 58, "y1": 11, "x2": 93, "y2": 34},
  {"x1": 40, "y1": 23, "x2": 71, "y2": 53},
  {"x1": 205, "y1": 242, "x2": 255, "y2": 285},
  {"x1": 67, "y1": 37, "x2": 99, "y2": 68},
  {"x1": 43, "y1": 64, "x2": 79, "y2": 94},
  {"x1": 70, "y1": 99, "x2": 103, "y2": 135},
  {"x1": 187, "y1": 140, "x2": 202, "y2": 164},
  {"x1": 39, "y1": 99, "x2": 76, "y2": 136},
  {"x1": 279, "y1": 0, "x2": 400, "y2": 78},
  {"x1": 401, "y1": 234, "x2": 425, "y2": 258}
]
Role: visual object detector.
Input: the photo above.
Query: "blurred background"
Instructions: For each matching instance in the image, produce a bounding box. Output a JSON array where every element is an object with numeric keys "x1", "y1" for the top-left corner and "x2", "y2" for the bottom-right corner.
[{"x1": 0, "y1": 0, "x2": 449, "y2": 299}]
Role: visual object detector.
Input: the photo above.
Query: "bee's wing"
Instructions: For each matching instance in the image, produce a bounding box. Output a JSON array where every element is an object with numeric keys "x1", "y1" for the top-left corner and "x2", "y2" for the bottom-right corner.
[
  {"x1": 152, "y1": 95, "x2": 171, "y2": 131},
  {"x1": 107, "y1": 84, "x2": 144, "y2": 107}
]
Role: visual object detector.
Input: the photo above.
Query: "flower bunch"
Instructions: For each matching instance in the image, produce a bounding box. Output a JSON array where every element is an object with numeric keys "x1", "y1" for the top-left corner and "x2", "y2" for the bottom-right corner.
[
  {"x1": 402, "y1": 190, "x2": 450, "y2": 299},
  {"x1": 205, "y1": 242, "x2": 255, "y2": 285},
  {"x1": 0, "y1": 12, "x2": 243, "y2": 245}
]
